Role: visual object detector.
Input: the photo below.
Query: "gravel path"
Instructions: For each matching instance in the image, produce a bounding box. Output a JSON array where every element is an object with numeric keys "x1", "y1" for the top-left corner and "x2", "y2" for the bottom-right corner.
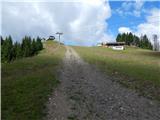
[{"x1": 45, "y1": 46, "x2": 160, "y2": 120}]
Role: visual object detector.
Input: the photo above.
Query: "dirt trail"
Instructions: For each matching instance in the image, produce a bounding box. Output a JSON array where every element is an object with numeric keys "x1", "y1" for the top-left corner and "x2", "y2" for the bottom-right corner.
[{"x1": 45, "y1": 46, "x2": 160, "y2": 120}]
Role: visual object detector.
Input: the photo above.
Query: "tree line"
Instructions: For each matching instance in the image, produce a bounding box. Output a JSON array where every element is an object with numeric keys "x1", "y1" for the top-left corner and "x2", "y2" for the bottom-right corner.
[
  {"x1": 116, "y1": 32, "x2": 153, "y2": 50},
  {"x1": 1, "y1": 35, "x2": 43, "y2": 63}
]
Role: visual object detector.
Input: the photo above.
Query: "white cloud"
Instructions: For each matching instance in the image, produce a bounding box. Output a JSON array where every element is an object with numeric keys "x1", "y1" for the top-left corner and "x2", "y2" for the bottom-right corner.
[
  {"x1": 135, "y1": 8, "x2": 160, "y2": 43},
  {"x1": 1, "y1": 0, "x2": 112, "y2": 46},
  {"x1": 121, "y1": 2, "x2": 133, "y2": 11},
  {"x1": 116, "y1": 0, "x2": 144, "y2": 17},
  {"x1": 133, "y1": 0, "x2": 144, "y2": 17},
  {"x1": 118, "y1": 8, "x2": 160, "y2": 44},
  {"x1": 118, "y1": 27, "x2": 132, "y2": 33}
]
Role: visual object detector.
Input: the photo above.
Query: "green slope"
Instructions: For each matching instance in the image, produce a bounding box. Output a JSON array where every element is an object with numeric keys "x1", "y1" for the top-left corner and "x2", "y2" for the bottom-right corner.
[
  {"x1": 74, "y1": 46, "x2": 160, "y2": 101},
  {"x1": 2, "y1": 41, "x2": 65, "y2": 120}
]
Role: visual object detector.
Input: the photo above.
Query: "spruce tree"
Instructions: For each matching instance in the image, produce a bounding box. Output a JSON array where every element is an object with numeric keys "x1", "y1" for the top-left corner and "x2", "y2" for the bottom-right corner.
[
  {"x1": 2, "y1": 35, "x2": 44, "y2": 63},
  {"x1": 133, "y1": 35, "x2": 140, "y2": 46},
  {"x1": 22, "y1": 36, "x2": 32, "y2": 57},
  {"x1": 2, "y1": 36, "x2": 13, "y2": 62},
  {"x1": 128, "y1": 32, "x2": 133, "y2": 45},
  {"x1": 1, "y1": 36, "x2": 4, "y2": 45},
  {"x1": 14, "y1": 42, "x2": 23, "y2": 59},
  {"x1": 116, "y1": 33, "x2": 153, "y2": 50},
  {"x1": 121, "y1": 33, "x2": 126, "y2": 43},
  {"x1": 116, "y1": 34, "x2": 122, "y2": 42},
  {"x1": 36, "y1": 36, "x2": 43, "y2": 51},
  {"x1": 139, "y1": 35, "x2": 153, "y2": 50},
  {"x1": 31, "y1": 38, "x2": 37, "y2": 55}
]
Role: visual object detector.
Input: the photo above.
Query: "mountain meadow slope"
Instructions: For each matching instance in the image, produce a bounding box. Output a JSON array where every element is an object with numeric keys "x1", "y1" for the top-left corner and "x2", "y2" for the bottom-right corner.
[
  {"x1": 74, "y1": 46, "x2": 160, "y2": 101},
  {"x1": 2, "y1": 41, "x2": 65, "y2": 120}
]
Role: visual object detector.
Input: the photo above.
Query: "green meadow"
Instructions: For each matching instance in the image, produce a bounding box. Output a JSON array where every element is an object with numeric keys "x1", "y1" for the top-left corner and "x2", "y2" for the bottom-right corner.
[
  {"x1": 2, "y1": 42, "x2": 160, "y2": 120},
  {"x1": 74, "y1": 46, "x2": 160, "y2": 101},
  {"x1": 2, "y1": 41, "x2": 65, "y2": 120}
]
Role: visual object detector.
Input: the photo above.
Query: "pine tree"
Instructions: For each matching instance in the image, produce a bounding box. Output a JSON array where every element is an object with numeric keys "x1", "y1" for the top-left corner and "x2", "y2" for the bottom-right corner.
[
  {"x1": 128, "y1": 32, "x2": 133, "y2": 45},
  {"x1": 31, "y1": 38, "x2": 37, "y2": 55},
  {"x1": 12, "y1": 42, "x2": 16, "y2": 60},
  {"x1": 2, "y1": 35, "x2": 44, "y2": 63},
  {"x1": 133, "y1": 35, "x2": 140, "y2": 46},
  {"x1": 116, "y1": 34, "x2": 122, "y2": 42},
  {"x1": 14, "y1": 42, "x2": 23, "y2": 59},
  {"x1": 139, "y1": 35, "x2": 153, "y2": 50},
  {"x1": 2, "y1": 36, "x2": 13, "y2": 62},
  {"x1": 36, "y1": 36, "x2": 43, "y2": 51},
  {"x1": 121, "y1": 33, "x2": 126, "y2": 43},
  {"x1": 116, "y1": 33, "x2": 153, "y2": 50},
  {"x1": 1, "y1": 36, "x2": 4, "y2": 45},
  {"x1": 22, "y1": 36, "x2": 32, "y2": 57}
]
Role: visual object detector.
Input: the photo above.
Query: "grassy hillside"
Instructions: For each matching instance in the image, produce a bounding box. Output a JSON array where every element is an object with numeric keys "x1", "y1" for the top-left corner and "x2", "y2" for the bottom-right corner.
[
  {"x1": 74, "y1": 46, "x2": 160, "y2": 101},
  {"x1": 2, "y1": 41, "x2": 65, "y2": 120}
]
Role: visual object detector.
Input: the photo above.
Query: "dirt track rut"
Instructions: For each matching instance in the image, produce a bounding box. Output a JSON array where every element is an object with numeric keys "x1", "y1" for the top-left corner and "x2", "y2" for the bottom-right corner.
[{"x1": 45, "y1": 46, "x2": 160, "y2": 120}]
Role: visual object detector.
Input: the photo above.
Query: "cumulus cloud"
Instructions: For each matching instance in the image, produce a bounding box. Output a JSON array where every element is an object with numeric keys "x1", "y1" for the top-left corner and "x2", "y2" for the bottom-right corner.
[
  {"x1": 116, "y1": 0, "x2": 144, "y2": 17},
  {"x1": 1, "y1": 0, "x2": 112, "y2": 46},
  {"x1": 118, "y1": 8, "x2": 160, "y2": 43},
  {"x1": 135, "y1": 8, "x2": 160, "y2": 41},
  {"x1": 133, "y1": 0, "x2": 144, "y2": 17},
  {"x1": 118, "y1": 27, "x2": 132, "y2": 34}
]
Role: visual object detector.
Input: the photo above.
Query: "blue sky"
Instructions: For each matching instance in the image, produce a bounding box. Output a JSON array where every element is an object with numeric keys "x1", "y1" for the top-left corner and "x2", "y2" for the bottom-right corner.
[
  {"x1": 1, "y1": 0, "x2": 160, "y2": 46},
  {"x1": 107, "y1": 1, "x2": 160, "y2": 37}
]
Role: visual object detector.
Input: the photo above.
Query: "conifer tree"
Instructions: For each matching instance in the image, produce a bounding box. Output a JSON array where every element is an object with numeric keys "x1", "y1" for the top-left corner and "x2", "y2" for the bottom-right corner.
[
  {"x1": 116, "y1": 34, "x2": 122, "y2": 42},
  {"x1": 14, "y1": 42, "x2": 23, "y2": 59},
  {"x1": 22, "y1": 36, "x2": 32, "y2": 57},
  {"x1": 36, "y1": 36, "x2": 43, "y2": 51},
  {"x1": 116, "y1": 33, "x2": 153, "y2": 50},
  {"x1": 31, "y1": 38, "x2": 37, "y2": 55},
  {"x1": 1, "y1": 35, "x2": 44, "y2": 63},
  {"x1": 128, "y1": 32, "x2": 133, "y2": 45},
  {"x1": 2, "y1": 36, "x2": 13, "y2": 62},
  {"x1": 1, "y1": 36, "x2": 4, "y2": 45}
]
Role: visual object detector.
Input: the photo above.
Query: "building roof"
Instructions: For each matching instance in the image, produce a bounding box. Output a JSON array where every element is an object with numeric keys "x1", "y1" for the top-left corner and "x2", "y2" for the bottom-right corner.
[{"x1": 105, "y1": 42, "x2": 125, "y2": 46}]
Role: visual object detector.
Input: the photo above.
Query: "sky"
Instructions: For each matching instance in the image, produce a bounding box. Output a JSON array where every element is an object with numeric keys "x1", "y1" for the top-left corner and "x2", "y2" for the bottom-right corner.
[{"x1": 1, "y1": 0, "x2": 160, "y2": 46}]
